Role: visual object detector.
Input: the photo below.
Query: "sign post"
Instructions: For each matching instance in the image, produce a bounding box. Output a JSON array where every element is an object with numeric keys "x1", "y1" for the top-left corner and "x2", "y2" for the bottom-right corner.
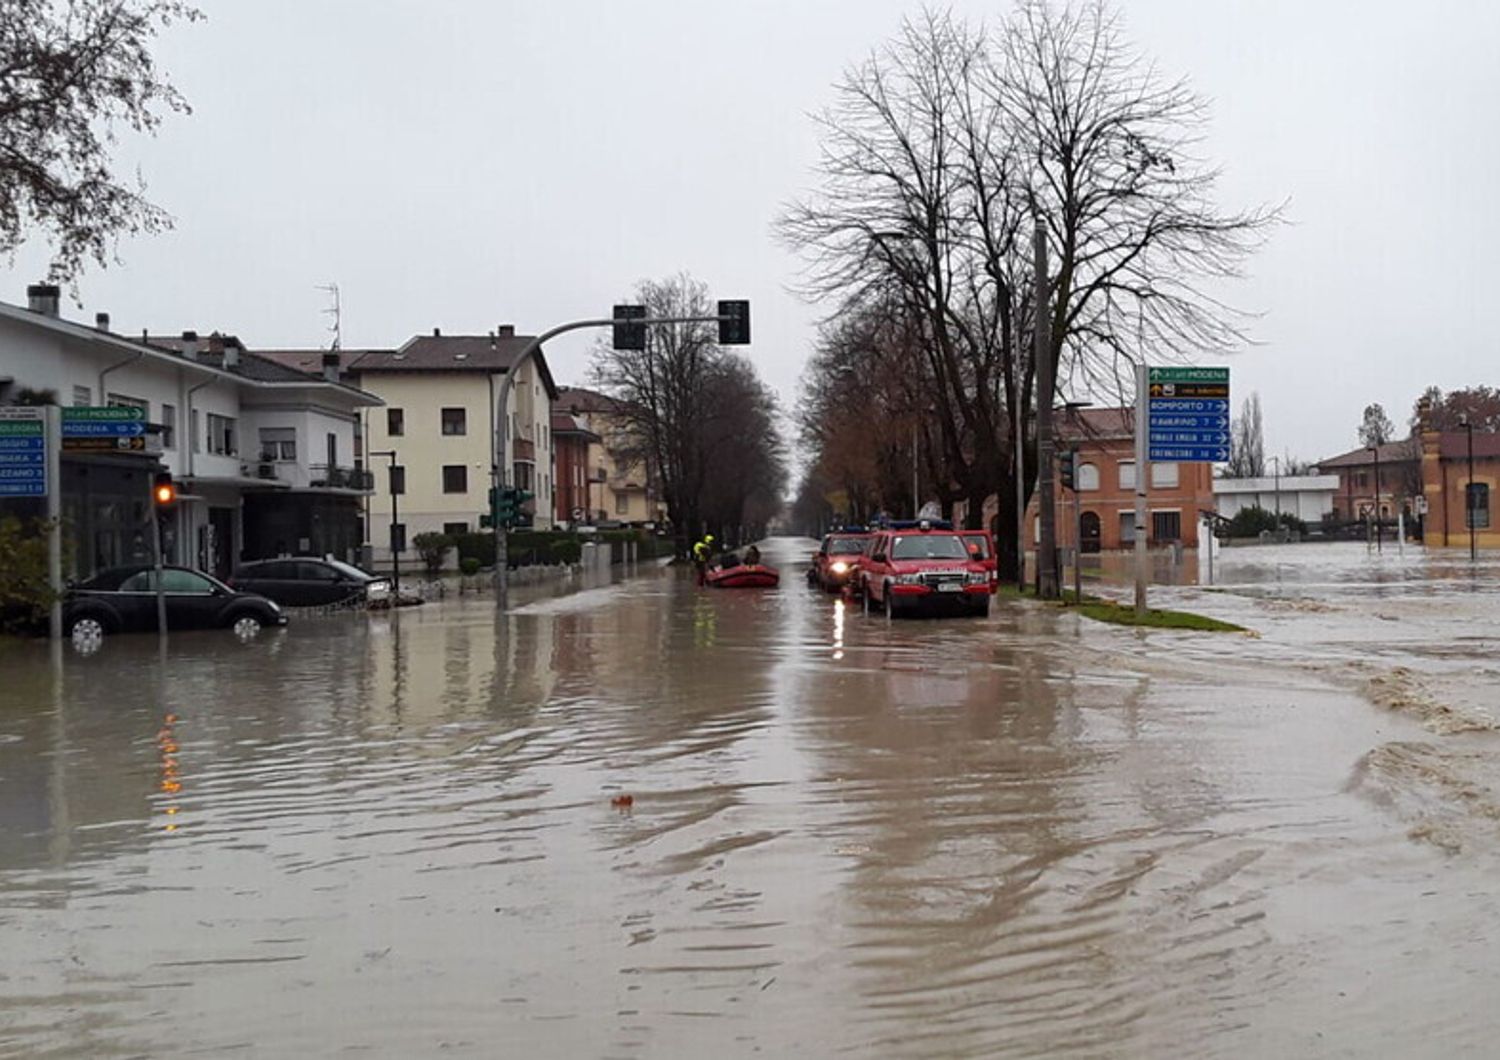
[
  {"x1": 0, "y1": 408, "x2": 61, "y2": 639},
  {"x1": 1135, "y1": 366, "x2": 1232, "y2": 615},
  {"x1": 61, "y1": 405, "x2": 146, "y2": 450}
]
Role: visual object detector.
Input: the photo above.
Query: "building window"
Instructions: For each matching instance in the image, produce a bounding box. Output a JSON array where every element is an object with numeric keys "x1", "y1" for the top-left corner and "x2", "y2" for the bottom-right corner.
[
  {"x1": 443, "y1": 521, "x2": 469, "y2": 536},
  {"x1": 1152, "y1": 510, "x2": 1182, "y2": 541},
  {"x1": 1467, "y1": 482, "x2": 1490, "y2": 530},
  {"x1": 1150, "y1": 463, "x2": 1179, "y2": 488},
  {"x1": 72, "y1": 385, "x2": 91, "y2": 407},
  {"x1": 441, "y1": 407, "x2": 466, "y2": 436},
  {"x1": 616, "y1": 492, "x2": 629, "y2": 515},
  {"x1": 259, "y1": 427, "x2": 296, "y2": 461},
  {"x1": 1078, "y1": 462, "x2": 1100, "y2": 491},
  {"x1": 206, "y1": 413, "x2": 237, "y2": 456},
  {"x1": 191, "y1": 410, "x2": 201, "y2": 453},
  {"x1": 1118, "y1": 461, "x2": 1136, "y2": 490},
  {"x1": 162, "y1": 404, "x2": 176, "y2": 449},
  {"x1": 387, "y1": 408, "x2": 404, "y2": 437},
  {"x1": 389, "y1": 465, "x2": 406, "y2": 495},
  {"x1": 442, "y1": 465, "x2": 468, "y2": 494}
]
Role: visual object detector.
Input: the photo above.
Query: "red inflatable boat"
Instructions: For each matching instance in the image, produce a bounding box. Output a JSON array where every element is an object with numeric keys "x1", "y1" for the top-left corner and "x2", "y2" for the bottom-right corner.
[{"x1": 704, "y1": 564, "x2": 780, "y2": 589}]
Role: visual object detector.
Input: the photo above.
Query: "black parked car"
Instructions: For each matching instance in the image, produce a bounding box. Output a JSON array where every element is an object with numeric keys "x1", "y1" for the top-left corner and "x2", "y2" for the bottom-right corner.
[
  {"x1": 64, "y1": 566, "x2": 288, "y2": 641},
  {"x1": 229, "y1": 557, "x2": 391, "y2": 608}
]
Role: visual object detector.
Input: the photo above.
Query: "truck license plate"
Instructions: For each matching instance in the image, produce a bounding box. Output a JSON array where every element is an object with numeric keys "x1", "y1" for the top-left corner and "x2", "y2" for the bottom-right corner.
[{"x1": 937, "y1": 582, "x2": 961, "y2": 592}]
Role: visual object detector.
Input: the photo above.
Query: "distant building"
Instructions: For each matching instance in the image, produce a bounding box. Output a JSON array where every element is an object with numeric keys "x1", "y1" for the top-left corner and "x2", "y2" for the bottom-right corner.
[
  {"x1": 550, "y1": 411, "x2": 600, "y2": 526},
  {"x1": 554, "y1": 386, "x2": 666, "y2": 526},
  {"x1": 1313, "y1": 440, "x2": 1421, "y2": 522},
  {"x1": 1212, "y1": 474, "x2": 1340, "y2": 523}
]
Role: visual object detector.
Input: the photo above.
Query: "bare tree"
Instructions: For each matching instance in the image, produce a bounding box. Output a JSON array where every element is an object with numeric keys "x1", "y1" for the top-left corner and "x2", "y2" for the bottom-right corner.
[
  {"x1": 0, "y1": 0, "x2": 200, "y2": 281},
  {"x1": 1358, "y1": 403, "x2": 1395, "y2": 447},
  {"x1": 779, "y1": 2, "x2": 1276, "y2": 576},
  {"x1": 592, "y1": 273, "x2": 785, "y2": 551},
  {"x1": 1224, "y1": 393, "x2": 1264, "y2": 477}
]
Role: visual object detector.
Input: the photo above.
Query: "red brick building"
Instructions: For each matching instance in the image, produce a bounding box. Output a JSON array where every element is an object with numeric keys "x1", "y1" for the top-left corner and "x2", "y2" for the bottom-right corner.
[
  {"x1": 551, "y1": 412, "x2": 599, "y2": 526},
  {"x1": 1022, "y1": 407, "x2": 1215, "y2": 552}
]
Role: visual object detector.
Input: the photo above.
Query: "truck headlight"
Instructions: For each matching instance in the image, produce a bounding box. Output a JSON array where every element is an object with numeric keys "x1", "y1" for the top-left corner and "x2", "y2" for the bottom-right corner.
[{"x1": 830, "y1": 561, "x2": 849, "y2": 574}]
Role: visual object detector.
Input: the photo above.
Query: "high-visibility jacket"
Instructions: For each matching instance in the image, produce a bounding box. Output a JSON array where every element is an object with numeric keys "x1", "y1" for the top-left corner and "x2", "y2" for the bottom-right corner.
[{"x1": 692, "y1": 540, "x2": 710, "y2": 561}]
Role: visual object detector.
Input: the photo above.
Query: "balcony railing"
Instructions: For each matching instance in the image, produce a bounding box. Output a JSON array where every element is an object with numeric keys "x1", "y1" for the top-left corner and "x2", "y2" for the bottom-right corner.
[{"x1": 309, "y1": 464, "x2": 375, "y2": 491}]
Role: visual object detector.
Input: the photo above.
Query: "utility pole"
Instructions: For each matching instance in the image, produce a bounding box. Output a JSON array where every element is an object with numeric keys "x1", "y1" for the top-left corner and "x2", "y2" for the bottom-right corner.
[
  {"x1": 1133, "y1": 363, "x2": 1149, "y2": 614},
  {"x1": 912, "y1": 422, "x2": 919, "y2": 518},
  {"x1": 1014, "y1": 390, "x2": 1026, "y2": 592},
  {"x1": 1033, "y1": 219, "x2": 1058, "y2": 598},
  {"x1": 1463, "y1": 415, "x2": 1476, "y2": 561},
  {"x1": 1270, "y1": 455, "x2": 1281, "y2": 528}
]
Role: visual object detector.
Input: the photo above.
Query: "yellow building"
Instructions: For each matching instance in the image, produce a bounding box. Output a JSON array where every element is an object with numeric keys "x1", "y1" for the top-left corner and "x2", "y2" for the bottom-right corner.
[
  {"x1": 264, "y1": 329, "x2": 556, "y2": 559},
  {"x1": 555, "y1": 386, "x2": 666, "y2": 527}
]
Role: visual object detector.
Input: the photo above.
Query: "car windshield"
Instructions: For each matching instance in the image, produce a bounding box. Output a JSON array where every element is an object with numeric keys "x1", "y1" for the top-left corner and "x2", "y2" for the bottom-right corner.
[
  {"x1": 322, "y1": 558, "x2": 372, "y2": 581},
  {"x1": 890, "y1": 534, "x2": 970, "y2": 560},
  {"x1": 827, "y1": 537, "x2": 868, "y2": 554},
  {"x1": 964, "y1": 536, "x2": 991, "y2": 559}
]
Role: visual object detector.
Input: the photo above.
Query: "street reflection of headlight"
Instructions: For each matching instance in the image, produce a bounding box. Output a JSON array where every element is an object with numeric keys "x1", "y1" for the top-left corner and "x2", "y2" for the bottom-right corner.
[{"x1": 831, "y1": 561, "x2": 849, "y2": 574}]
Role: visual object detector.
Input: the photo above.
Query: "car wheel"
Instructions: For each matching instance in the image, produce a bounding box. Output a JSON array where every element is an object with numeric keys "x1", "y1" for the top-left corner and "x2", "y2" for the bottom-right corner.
[
  {"x1": 231, "y1": 614, "x2": 264, "y2": 640},
  {"x1": 68, "y1": 614, "x2": 107, "y2": 650},
  {"x1": 973, "y1": 598, "x2": 991, "y2": 618}
]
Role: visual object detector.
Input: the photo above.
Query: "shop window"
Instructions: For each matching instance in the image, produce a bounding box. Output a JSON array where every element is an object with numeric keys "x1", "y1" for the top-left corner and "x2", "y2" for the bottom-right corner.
[
  {"x1": 1468, "y1": 482, "x2": 1490, "y2": 530},
  {"x1": 1152, "y1": 510, "x2": 1182, "y2": 541}
]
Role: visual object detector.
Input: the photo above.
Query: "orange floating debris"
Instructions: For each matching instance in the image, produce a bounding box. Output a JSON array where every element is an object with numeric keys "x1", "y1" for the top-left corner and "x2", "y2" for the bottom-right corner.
[{"x1": 610, "y1": 794, "x2": 634, "y2": 809}]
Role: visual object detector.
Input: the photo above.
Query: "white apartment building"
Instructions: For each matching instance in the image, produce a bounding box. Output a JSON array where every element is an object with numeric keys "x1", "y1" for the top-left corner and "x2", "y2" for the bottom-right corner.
[
  {"x1": 0, "y1": 285, "x2": 381, "y2": 578},
  {"x1": 262, "y1": 329, "x2": 557, "y2": 561}
]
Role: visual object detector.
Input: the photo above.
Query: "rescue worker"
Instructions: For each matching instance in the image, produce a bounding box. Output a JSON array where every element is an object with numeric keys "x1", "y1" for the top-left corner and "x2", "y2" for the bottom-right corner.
[
  {"x1": 744, "y1": 544, "x2": 761, "y2": 567},
  {"x1": 692, "y1": 533, "x2": 715, "y2": 585}
]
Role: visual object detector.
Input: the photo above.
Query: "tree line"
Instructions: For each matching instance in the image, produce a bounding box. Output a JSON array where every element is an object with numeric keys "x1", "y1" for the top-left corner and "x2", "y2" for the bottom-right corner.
[
  {"x1": 781, "y1": 1, "x2": 1274, "y2": 578},
  {"x1": 591, "y1": 274, "x2": 786, "y2": 553}
]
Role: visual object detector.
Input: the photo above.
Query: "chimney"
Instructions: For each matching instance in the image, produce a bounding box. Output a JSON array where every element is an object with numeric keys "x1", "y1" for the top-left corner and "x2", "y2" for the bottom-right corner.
[
  {"x1": 497, "y1": 324, "x2": 515, "y2": 338},
  {"x1": 180, "y1": 330, "x2": 200, "y2": 361},
  {"x1": 94, "y1": 312, "x2": 111, "y2": 332},
  {"x1": 321, "y1": 351, "x2": 340, "y2": 382},
  {"x1": 223, "y1": 337, "x2": 241, "y2": 370},
  {"x1": 26, "y1": 283, "x2": 60, "y2": 317},
  {"x1": 432, "y1": 327, "x2": 441, "y2": 337}
]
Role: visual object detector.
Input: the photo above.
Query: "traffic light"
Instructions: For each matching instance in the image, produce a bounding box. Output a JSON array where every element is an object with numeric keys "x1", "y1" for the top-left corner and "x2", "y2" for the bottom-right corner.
[
  {"x1": 494, "y1": 487, "x2": 516, "y2": 526},
  {"x1": 717, "y1": 300, "x2": 750, "y2": 345},
  {"x1": 152, "y1": 470, "x2": 177, "y2": 507},
  {"x1": 1058, "y1": 449, "x2": 1077, "y2": 492},
  {"x1": 612, "y1": 304, "x2": 647, "y2": 351}
]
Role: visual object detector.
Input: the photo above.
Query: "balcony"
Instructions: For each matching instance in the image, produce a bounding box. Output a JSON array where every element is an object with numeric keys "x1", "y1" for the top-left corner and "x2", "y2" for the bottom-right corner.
[{"x1": 309, "y1": 464, "x2": 375, "y2": 492}]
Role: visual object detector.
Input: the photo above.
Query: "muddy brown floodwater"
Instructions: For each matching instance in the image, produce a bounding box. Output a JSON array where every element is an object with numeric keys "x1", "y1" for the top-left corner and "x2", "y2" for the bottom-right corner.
[{"x1": 3, "y1": 538, "x2": 1500, "y2": 1056}]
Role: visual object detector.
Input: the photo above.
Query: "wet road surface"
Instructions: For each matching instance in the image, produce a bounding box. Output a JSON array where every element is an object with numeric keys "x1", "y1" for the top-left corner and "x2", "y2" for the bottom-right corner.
[{"x1": 2, "y1": 539, "x2": 1499, "y2": 1056}]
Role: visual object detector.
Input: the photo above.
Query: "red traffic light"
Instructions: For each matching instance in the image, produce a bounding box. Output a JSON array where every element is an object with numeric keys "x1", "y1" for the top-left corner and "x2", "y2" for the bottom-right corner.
[{"x1": 153, "y1": 472, "x2": 176, "y2": 506}]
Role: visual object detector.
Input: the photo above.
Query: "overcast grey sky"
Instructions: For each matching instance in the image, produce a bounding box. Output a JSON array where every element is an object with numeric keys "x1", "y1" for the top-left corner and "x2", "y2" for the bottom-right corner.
[{"x1": 7, "y1": 0, "x2": 1499, "y2": 464}]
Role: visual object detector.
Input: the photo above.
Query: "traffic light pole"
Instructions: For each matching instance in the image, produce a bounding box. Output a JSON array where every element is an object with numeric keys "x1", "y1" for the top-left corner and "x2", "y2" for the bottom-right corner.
[{"x1": 492, "y1": 311, "x2": 734, "y2": 611}]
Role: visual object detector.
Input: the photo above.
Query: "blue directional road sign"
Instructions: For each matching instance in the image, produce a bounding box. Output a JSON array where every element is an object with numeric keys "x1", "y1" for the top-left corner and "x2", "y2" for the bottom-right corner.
[
  {"x1": 0, "y1": 408, "x2": 46, "y2": 497},
  {"x1": 62, "y1": 405, "x2": 146, "y2": 438},
  {"x1": 1147, "y1": 368, "x2": 1230, "y2": 462}
]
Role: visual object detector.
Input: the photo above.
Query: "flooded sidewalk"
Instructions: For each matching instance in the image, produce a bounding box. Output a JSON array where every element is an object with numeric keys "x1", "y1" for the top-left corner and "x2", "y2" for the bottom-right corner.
[{"x1": 2, "y1": 539, "x2": 1498, "y2": 1056}]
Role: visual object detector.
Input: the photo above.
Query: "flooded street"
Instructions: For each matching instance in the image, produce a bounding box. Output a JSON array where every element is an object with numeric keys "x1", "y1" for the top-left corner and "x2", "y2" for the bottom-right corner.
[{"x1": 3, "y1": 538, "x2": 1500, "y2": 1056}]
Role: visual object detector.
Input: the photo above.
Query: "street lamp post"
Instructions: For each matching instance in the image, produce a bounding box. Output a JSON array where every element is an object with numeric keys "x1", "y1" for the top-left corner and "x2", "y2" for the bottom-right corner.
[
  {"x1": 1270, "y1": 455, "x2": 1281, "y2": 532},
  {"x1": 1367, "y1": 444, "x2": 1382, "y2": 554},
  {"x1": 1462, "y1": 414, "x2": 1476, "y2": 562},
  {"x1": 369, "y1": 449, "x2": 401, "y2": 597}
]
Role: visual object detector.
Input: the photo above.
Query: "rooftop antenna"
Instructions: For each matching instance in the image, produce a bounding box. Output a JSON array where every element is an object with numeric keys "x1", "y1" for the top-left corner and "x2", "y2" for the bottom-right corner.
[{"x1": 317, "y1": 282, "x2": 342, "y2": 351}]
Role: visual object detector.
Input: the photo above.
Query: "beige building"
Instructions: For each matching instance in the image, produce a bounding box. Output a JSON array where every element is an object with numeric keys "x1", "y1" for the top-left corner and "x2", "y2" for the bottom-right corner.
[
  {"x1": 555, "y1": 386, "x2": 666, "y2": 527},
  {"x1": 264, "y1": 329, "x2": 556, "y2": 559}
]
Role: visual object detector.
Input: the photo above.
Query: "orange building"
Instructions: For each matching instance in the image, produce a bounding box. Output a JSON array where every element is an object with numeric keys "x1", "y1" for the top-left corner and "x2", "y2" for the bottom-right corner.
[
  {"x1": 1419, "y1": 425, "x2": 1500, "y2": 549},
  {"x1": 1023, "y1": 407, "x2": 1215, "y2": 553}
]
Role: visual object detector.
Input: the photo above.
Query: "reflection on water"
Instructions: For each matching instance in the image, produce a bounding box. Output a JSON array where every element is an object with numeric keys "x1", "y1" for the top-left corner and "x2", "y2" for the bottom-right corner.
[{"x1": 0, "y1": 541, "x2": 1496, "y2": 1055}]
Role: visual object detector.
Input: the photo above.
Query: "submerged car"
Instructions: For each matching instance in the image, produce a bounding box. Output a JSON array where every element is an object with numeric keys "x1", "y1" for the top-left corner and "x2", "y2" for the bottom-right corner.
[
  {"x1": 808, "y1": 529, "x2": 874, "y2": 592},
  {"x1": 64, "y1": 565, "x2": 287, "y2": 641},
  {"x1": 229, "y1": 557, "x2": 391, "y2": 608},
  {"x1": 859, "y1": 520, "x2": 996, "y2": 617}
]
